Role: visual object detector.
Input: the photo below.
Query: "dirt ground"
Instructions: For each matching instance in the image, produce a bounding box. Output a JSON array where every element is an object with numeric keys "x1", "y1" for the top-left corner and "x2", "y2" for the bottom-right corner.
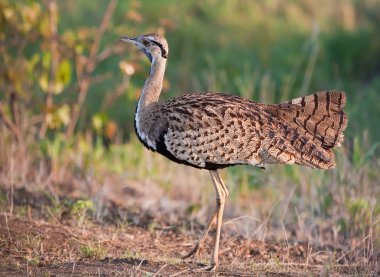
[
  {"x1": 0, "y1": 187, "x2": 377, "y2": 276},
  {"x1": 0, "y1": 213, "x2": 377, "y2": 277}
]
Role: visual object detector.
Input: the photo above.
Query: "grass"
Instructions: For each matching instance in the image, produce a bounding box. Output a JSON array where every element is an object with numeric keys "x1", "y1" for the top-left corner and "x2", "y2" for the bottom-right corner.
[
  {"x1": 122, "y1": 250, "x2": 142, "y2": 260},
  {"x1": 1, "y1": 202, "x2": 378, "y2": 275},
  {"x1": 0, "y1": 0, "x2": 379, "y2": 275},
  {"x1": 1, "y1": 128, "x2": 378, "y2": 271},
  {"x1": 80, "y1": 244, "x2": 107, "y2": 260}
]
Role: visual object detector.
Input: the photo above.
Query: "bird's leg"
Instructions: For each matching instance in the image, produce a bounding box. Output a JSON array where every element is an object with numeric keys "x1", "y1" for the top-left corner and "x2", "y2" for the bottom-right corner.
[
  {"x1": 182, "y1": 170, "x2": 221, "y2": 259},
  {"x1": 181, "y1": 206, "x2": 217, "y2": 259},
  {"x1": 197, "y1": 170, "x2": 228, "y2": 271},
  {"x1": 215, "y1": 170, "x2": 229, "y2": 199}
]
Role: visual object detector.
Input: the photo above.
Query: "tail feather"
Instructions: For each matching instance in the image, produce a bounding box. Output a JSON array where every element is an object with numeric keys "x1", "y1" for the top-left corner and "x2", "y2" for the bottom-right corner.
[{"x1": 269, "y1": 90, "x2": 348, "y2": 149}]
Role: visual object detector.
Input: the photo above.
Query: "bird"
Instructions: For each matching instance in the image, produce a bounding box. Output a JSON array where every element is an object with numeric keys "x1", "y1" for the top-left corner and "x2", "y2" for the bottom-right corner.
[{"x1": 119, "y1": 33, "x2": 348, "y2": 271}]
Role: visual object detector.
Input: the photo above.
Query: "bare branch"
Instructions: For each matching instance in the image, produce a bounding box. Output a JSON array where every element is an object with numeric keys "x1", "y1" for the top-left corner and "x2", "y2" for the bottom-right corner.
[
  {"x1": 39, "y1": 0, "x2": 59, "y2": 139},
  {"x1": 0, "y1": 102, "x2": 21, "y2": 142},
  {"x1": 86, "y1": 0, "x2": 118, "y2": 72},
  {"x1": 95, "y1": 44, "x2": 125, "y2": 65},
  {"x1": 101, "y1": 75, "x2": 130, "y2": 110},
  {"x1": 65, "y1": 0, "x2": 118, "y2": 139}
]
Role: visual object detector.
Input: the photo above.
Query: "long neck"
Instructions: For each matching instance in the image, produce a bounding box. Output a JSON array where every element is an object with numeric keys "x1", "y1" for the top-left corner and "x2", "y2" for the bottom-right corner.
[
  {"x1": 138, "y1": 57, "x2": 167, "y2": 111},
  {"x1": 134, "y1": 56, "x2": 167, "y2": 150}
]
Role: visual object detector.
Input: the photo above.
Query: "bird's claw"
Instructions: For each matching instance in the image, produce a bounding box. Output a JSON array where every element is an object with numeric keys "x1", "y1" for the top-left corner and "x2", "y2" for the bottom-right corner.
[
  {"x1": 194, "y1": 263, "x2": 217, "y2": 272},
  {"x1": 183, "y1": 245, "x2": 219, "y2": 272},
  {"x1": 181, "y1": 244, "x2": 201, "y2": 259}
]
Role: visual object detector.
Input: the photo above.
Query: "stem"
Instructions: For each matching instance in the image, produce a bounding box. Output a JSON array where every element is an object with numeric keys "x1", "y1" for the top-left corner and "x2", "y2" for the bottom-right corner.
[
  {"x1": 39, "y1": 0, "x2": 59, "y2": 139},
  {"x1": 0, "y1": 102, "x2": 21, "y2": 142},
  {"x1": 65, "y1": 0, "x2": 118, "y2": 139}
]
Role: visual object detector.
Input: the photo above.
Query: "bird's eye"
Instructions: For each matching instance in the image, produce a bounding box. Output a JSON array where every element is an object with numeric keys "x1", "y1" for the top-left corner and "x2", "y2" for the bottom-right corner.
[{"x1": 142, "y1": 40, "x2": 149, "y2": 46}]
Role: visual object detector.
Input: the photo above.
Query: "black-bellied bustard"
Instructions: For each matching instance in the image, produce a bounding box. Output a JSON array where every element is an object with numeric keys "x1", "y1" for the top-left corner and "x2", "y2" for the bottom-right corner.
[{"x1": 120, "y1": 33, "x2": 348, "y2": 271}]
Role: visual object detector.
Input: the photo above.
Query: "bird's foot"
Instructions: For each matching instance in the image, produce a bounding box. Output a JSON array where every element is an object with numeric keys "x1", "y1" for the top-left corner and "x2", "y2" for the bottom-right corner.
[
  {"x1": 194, "y1": 263, "x2": 217, "y2": 272},
  {"x1": 182, "y1": 243, "x2": 219, "y2": 271},
  {"x1": 181, "y1": 243, "x2": 201, "y2": 259}
]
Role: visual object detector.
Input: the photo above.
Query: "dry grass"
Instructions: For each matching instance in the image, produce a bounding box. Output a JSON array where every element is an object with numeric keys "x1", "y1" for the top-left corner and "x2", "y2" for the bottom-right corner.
[
  {"x1": 0, "y1": 122, "x2": 379, "y2": 276},
  {"x1": 0, "y1": 127, "x2": 379, "y2": 261},
  {"x1": 1, "y1": 208, "x2": 377, "y2": 276}
]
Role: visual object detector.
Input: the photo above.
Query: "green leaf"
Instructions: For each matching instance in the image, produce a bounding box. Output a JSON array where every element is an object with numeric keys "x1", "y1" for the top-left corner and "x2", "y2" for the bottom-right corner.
[
  {"x1": 38, "y1": 73, "x2": 49, "y2": 92},
  {"x1": 42, "y1": 52, "x2": 51, "y2": 69},
  {"x1": 54, "y1": 59, "x2": 72, "y2": 94}
]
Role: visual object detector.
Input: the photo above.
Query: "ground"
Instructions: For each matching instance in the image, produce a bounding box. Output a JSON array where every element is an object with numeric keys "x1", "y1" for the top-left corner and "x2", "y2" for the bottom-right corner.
[
  {"x1": 1, "y1": 216, "x2": 375, "y2": 276},
  {"x1": 0, "y1": 189, "x2": 378, "y2": 276}
]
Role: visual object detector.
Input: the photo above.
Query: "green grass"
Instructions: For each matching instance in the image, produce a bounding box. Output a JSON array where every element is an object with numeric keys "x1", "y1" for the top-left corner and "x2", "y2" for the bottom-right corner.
[
  {"x1": 1, "y1": 0, "x2": 380, "y2": 142},
  {"x1": 80, "y1": 244, "x2": 107, "y2": 260}
]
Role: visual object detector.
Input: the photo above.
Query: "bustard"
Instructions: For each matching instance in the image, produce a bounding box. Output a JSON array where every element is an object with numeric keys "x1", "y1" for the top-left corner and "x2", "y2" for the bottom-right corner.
[{"x1": 120, "y1": 33, "x2": 348, "y2": 271}]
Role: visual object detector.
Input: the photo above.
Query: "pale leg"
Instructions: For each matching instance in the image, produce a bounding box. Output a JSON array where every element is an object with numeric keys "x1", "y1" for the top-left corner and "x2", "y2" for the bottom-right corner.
[
  {"x1": 182, "y1": 170, "x2": 220, "y2": 259},
  {"x1": 182, "y1": 206, "x2": 217, "y2": 259},
  {"x1": 183, "y1": 170, "x2": 228, "y2": 271},
  {"x1": 199, "y1": 170, "x2": 228, "y2": 271}
]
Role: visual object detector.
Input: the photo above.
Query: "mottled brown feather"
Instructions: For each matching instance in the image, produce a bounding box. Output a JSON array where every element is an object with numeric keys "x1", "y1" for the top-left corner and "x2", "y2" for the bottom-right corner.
[
  {"x1": 267, "y1": 90, "x2": 348, "y2": 148},
  {"x1": 149, "y1": 92, "x2": 346, "y2": 170}
]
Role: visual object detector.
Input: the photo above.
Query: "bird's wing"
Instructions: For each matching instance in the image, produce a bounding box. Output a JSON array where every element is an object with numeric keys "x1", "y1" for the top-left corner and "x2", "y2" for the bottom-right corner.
[{"x1": 156, "y1": 93, "x2": 311, "y2": 169}]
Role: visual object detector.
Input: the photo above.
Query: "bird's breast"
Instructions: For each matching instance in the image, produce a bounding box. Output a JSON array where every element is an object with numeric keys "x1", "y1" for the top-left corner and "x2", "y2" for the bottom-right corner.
[{"x1": 134, "y1": 112, "x2": 157, "y2": 151}]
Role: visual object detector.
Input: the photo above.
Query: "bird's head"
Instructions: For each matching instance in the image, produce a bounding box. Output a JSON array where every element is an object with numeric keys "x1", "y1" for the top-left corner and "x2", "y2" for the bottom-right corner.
[{"x1": 120, "y1": 33, "x2": 168, "y2": 63}]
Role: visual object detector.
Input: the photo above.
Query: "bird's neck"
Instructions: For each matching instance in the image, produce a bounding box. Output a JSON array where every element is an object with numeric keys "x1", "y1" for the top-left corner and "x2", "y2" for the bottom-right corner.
[
  {"x1": 138, "y1": 57, "x2": 167, "y2": 111},
  {"x1": 134, "y1": 56, "x2": 167, "y2": 150}
]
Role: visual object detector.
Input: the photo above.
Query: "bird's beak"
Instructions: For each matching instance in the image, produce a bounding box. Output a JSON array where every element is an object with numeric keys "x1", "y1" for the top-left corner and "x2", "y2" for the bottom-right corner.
[
  {"x1": 119, "y1": 36, "x2": 139, "y2": 46},
  {"x1": 119, "y1": 35, "x2": 152, "y2": 62}
]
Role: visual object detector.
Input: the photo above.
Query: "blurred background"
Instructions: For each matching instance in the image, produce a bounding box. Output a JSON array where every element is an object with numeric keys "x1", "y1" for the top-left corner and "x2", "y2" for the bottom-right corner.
[{"x1": 0, "y1": 0, "x2": 379, "y2": 259}]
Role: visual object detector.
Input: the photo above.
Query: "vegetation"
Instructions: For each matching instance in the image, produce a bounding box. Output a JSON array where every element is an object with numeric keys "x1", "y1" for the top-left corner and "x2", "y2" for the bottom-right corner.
[{"x1": 0, "y1": 0, "x2": 379, "y2": 275}]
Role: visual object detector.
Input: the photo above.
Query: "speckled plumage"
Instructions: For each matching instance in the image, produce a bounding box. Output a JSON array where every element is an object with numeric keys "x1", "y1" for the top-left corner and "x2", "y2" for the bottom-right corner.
[
  {"x1": 141, "y1": 91, "x2": 347, "y2": 170},
  {"x1": 121, "y1": 33, "x2": 348, "y2": 271}
]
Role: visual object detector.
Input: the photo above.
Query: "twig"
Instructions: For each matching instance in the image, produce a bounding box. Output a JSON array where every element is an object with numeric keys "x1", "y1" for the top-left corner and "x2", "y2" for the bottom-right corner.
[
  {"x1": 46, "y1": 207, "x2": 62, "y2": 226},
  {"x1": 152, "y1": 264, "x2": 167, "y2": 277},
  {"x1": 218, "y1": 247, "x2": 231, "y2": 255},
  {"x1": 280, "y1": 220, "x2": 289, "y2": 258},
  {"x1": 306, "y1": 249, "x2": 327, "y2": 263},
  {"x1": 9, "y1": 143, "x2": 15, "y2": 214},
  {"x1": 305, "y1": 242, "x2": 311, "y2": 266},
  {"x1": 101, "y1": 75, "x2": 130, "y2": 110},
  {"x1": 70, "y1": 262, "x2": 76, "y2": 277},
  {"x1": 95, "y1": 44, "x2": 125, "y2": 64},
  {"x1": 66, "y1": 0, "x2": 118, "y2": 139},
  {"x1": 334, "y1": 233, "x2": 371, "y2": 265},
  {"x1": 39, "y1": 0, "x2": 59, "y2": 139},
  {"x1": 223, "y1": 215, "x2": 261, "y2": 226},
  {"x1": 0, "y1": 102, "x2": 21, "y2": 141},
  {"x1": 86, "y1": 0, "x2": 118, "y2": 72},
  {"x1": 9, "y1": 89, "x2": 18, "y2": 127},
  {"x1": 26, "y1": 260, "x2": 29, "y2": 276},
  {"x1": 169, "y1": 268, "x2": 192, "y2": 277},
  {"x1": 4, "y1": 212, "x2": 13, "y2": 243},
  {"x1": 133, "y1": 259, "x2": 145, "y2": 275}
]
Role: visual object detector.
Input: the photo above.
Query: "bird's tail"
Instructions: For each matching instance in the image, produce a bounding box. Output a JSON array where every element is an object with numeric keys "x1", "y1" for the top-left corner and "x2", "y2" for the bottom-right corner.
[
  {"x1": 272, "y1": 90, "x2": 348, "y2": 149},
  {"x1": 267, "y1": 91, "x2": 348, "y2": 169}
]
